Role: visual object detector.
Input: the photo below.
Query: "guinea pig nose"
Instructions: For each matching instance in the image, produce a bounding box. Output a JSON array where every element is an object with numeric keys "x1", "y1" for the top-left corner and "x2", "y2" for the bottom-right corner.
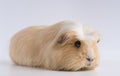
[{"x1": 86, "y1": 58, "x2": 94, "y2": 62}]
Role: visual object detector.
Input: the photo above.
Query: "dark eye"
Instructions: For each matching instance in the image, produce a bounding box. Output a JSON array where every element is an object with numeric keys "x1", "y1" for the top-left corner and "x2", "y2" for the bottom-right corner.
[
  {"x1": 97, "y1": 39, "x2": 100, "y2": 43},
  {"x1": 74, "y1": 40, "x2": 81, "y2": 48}
]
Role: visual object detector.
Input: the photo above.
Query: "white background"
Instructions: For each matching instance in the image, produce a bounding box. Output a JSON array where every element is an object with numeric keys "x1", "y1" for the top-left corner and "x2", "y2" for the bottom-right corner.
[{"x1": 0, "y1": 0, "x2": 120, "y2": 76}]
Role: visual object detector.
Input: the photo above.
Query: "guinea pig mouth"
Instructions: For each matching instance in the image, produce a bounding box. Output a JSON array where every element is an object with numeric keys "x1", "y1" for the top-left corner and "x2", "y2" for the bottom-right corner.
[
  {"x1": 86, "y1": 61, "x2": 93, "y2": 66},
  {"x1": 86, "y1": 63, "x2": 92, "y2": 66}
]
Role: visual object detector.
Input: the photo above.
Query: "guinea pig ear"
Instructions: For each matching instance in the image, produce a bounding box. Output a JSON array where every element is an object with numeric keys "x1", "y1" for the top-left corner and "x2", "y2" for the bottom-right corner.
[{"x1": 57, "y1": 33, "x2": 70, "y2": 45}]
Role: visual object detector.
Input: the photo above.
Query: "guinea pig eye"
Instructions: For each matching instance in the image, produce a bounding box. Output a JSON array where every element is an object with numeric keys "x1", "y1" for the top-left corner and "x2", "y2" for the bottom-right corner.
[
  {"x1": 97, "y1": 39, "x2": 100, "y2": 43},
  {"x1": 74, "y1": 40, "x2": 81, "y2": 48}
]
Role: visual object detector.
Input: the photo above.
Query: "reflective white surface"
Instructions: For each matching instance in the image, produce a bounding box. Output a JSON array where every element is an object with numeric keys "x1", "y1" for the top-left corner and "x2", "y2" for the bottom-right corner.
[{"x1": 0, "y1": 60, "x2": 120, "y2": 76}]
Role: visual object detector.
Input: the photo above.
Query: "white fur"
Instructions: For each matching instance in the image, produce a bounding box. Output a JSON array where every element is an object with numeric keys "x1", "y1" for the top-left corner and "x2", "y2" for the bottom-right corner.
[
  {"x1": 58, "y1": 21, "x2": 85, "y2": 39},
  {"x1": 59, "y1": 21, "x2": 99, "y2": 41},
  {"x1": 87, "y1": 48, "x2": 95, "y2": 59},
  {"x1": 72, "y1": 24, "x2": 84, "y2": 40},
  {"x1": 86, "y1": 48, "x2": 95, "y2": 66}
]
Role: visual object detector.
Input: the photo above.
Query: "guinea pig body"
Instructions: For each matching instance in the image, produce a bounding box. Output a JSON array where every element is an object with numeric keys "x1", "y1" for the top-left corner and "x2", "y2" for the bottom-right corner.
[{"x1": 10, "y1": 21, "x2": 101, "y2": 71}]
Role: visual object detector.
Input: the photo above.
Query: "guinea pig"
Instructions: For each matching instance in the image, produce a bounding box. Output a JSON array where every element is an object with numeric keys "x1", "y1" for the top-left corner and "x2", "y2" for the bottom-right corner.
[{"x1": 9, "y1": 20, "x2": 101, "y2": 71}]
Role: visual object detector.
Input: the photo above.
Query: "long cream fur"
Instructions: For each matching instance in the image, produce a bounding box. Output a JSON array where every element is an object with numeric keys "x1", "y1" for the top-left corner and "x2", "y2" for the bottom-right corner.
[{"x1": 10, "y1": 20, "x2": 101, "y2": 71}]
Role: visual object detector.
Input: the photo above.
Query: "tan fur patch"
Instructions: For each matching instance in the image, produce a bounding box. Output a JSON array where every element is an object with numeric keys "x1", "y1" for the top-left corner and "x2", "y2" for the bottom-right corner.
[{"x1": 10, "y1": 21, "x2": 100, "y2": 71}]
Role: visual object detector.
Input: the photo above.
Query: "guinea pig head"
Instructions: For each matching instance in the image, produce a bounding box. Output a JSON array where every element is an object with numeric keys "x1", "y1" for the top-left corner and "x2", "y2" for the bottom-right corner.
[{"x1": 51, "y1": 25, "x2": 101, "y2": 71}]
